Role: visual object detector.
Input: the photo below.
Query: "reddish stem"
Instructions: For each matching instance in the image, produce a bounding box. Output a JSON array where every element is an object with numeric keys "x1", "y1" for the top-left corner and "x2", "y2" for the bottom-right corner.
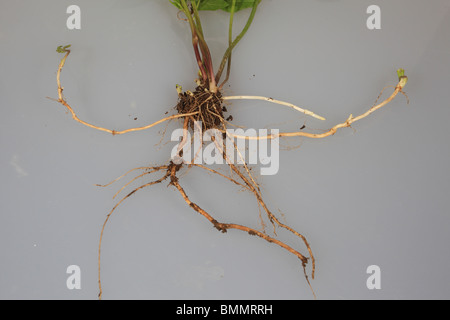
[{"x1": 192, "y1": 34, "x2": 208, "y2": 83}]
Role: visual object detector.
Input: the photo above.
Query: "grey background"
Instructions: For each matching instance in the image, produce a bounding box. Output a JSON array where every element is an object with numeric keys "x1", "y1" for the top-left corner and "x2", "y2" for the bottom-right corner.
[{"x1": 1, "y1": 0, "x2": 449, "y2": 300}]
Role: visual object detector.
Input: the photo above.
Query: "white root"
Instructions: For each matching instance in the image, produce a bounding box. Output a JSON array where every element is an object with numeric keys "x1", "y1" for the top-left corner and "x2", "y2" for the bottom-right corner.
[{"x1": 223, "y1": 95, "x2": 326, "y2": 121}]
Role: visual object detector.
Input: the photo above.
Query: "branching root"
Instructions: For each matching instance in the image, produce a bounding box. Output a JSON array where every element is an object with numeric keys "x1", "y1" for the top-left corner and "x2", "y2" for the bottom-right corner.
[{"x1": 53, "y1": 47, "x2": 408, "y2": 301}]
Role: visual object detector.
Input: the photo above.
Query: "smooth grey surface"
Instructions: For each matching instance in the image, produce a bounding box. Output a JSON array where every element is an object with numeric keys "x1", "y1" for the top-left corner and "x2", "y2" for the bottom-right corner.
[{"x1": 1, "y1": 0, "x2": 450, "y2": 299}]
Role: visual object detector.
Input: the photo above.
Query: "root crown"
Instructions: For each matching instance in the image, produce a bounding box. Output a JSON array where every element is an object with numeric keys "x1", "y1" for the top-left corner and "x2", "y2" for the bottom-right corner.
[{"x1": 176, "y1": 85, "x2": 226, "y2": 131}]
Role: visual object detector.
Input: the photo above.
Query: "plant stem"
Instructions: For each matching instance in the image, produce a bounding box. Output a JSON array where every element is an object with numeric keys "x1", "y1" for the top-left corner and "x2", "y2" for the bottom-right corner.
[
  {"x1": 215, "y1": 0, "x2": 261, "y2": 84},
  {"x1": 179, "y1": 0, "x2": 207, "y2": 81},
  {"x1": 219, "y1": 0, "x2": 236, "y2": 90},
  {"x1": 192, "y1": 31, "x2": 208, "y2": 83},
  {"x1": 180, "y1": 0, "x2": 217, "y2": 92},
  {"x1": 190, "y1": 0, "x2": 205, "y2": 40},
  {"x1": 191, "y1": 2, "x2": 217, "y2": 92}
]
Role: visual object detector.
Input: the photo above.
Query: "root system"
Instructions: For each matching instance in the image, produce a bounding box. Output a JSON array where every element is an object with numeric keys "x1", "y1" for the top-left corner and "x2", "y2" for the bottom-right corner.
[{"x1": 50, "y1": 2, "x2": 409, "y2": 299}]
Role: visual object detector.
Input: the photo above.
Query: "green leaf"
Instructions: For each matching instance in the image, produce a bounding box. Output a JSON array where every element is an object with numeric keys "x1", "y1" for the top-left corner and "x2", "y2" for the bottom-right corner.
[
  {"x1": 56, "y1": 44, "x2": 71, "y2": 53},
  {"x1": 169, "y1": 0, "x2": 260, "y2": 13},
  {"x1": 198, "y1": 0, "x2": 229, "y2": 11},
  {"x1": 169, "y1": 0, "x2": 183, "y2": 10},
  {"x1": 397, "y1": 68, "x2": 405, "y2": 80},
  {"x1": 397, "y1": 68, "x2": 408, "y2": 87}
]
